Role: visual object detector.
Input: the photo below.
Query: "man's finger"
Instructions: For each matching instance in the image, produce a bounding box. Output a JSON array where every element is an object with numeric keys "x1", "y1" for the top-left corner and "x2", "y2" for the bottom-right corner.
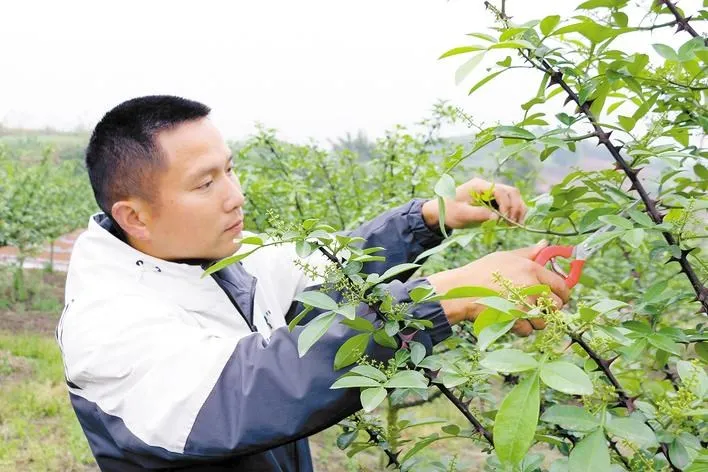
[
  {"x1": 510, "y1": 193, "x2": 525, "y2": 223},
  {"x1": 529, "y1": 317, "x2": 546, "y2": 330},
  {"x1": 535, "y1": 265, "x2": 571, "y2": 304},
  {"x1": 457, "y1": 205, "x2": 497, "y2": 224},
  {"x1": 512, "y1": 319, "x2": 533, "y2": 337},
  {"x1": 495, "y1": 190, "x2": 512, "y2": 218},
  {"x1": 509, "y1": 240, "x2": 549, "y2": 260}
]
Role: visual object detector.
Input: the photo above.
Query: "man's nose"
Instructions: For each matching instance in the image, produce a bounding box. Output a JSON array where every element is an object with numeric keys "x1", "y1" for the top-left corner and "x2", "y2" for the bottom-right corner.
[{"x1": 223, "y1": 175, "x2": 245, "y2": 213}]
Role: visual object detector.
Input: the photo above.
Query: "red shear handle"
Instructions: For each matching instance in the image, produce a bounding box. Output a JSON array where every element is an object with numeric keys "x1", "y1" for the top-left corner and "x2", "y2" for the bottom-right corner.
[{"x1": 533, "y1": 245, "x2": 585, "y2": 289}]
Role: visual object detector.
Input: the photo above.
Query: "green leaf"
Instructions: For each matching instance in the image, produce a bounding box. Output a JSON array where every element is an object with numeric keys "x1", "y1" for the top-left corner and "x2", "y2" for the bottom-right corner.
[
  {"x1": 441, "y1": 424, "x2": 460, "y2": 435},
  {"x1": 239, "y1": 235, "x2": 264, "y2": 245},
  {"x1": 298, "y1": 312, "x2": 337, "y2": 357},
  {"x1": 373, "y1": 329, "x2": 399, "y2": 349},
  {"x1": 598, "y1": 214, "x2": 634, "y2": 230},
  {"x1": 439, "y1": 45, "x2": 487, "y2": 59},
  {"x1": 621, "y1": 228, "x2": 645, "y2": 248},
  {"x1": 203, "y1": 248, "x2": 258, "y2": 276},
  {"x1": 330, "y1": 375, "x2": 382, "y2": 389},
  {"x1": 493, "y1": 125, "x2": 536, "y2": 140},
  {"x1": 493, "y1": 373, "x2": 541, "y2": 467},
  {"x1": 613, "y1": 11, "x2": 629, "y2": 27},
  {"x1": 480, "y1": 349, "x2": 539, "y2": 373},
  {"x1": 373, "y1": 263, "x2": 420, "y2": 284},
  {"x1": 605, "y1": 417, "x2": 658, "y2": 448},
  {"x1": 360, "y1": 387, "x2": 387, "y2": 413},
  {"x1": 428, "y1": 285, "x2": 499, "y2": 301},
  {"x1": 577, "y1": 0, "x2": 617, "y2": 9},
  {"x1": 489, "y1": 40, "x2": 536, "y2": 50},
  {"x1": 520, "y1": 285, "x2": 551, "y2": 296},
  {"x1": 669, "y1": 433, "x2": 703, "y2": 470},
  {"x1": 466, "y1": 32, "x2": 498, "y2": 43},
  {"x1": 350, "y1": 365, "x2": 388, "y2": 382},
  {"x1": 400, "y1": 435, "x2": 441, "y2": 463},
  {"x1": 294, "y1": 291, "x2": 339, "y2": 311},
  {"x1": 336, "y1": 430, "x2": 358, "y2": 450},
  {"x1": 540, "y1": 15, "x2": 561, "y2": 36},
  {"x1": 568, "y1": 428, "x2": 610, "y2": 472},
  {"x1": 475, "y1": 296, "x2": 518, "y2": 314},
  {"x1": 287, "y1": 306, "x2": 312, "y2": 332},
  {"x1": 478, "y1": 320, "x2": 516, "y2": 351},
  {"x1": 648, "y1": 333, "x2": 681, "y2": 355},
  {"x1": 434, "y1": 174, "x2": 457, "y2": 200},
  {"x1": 295, "y1": 240, "x2": 314, "y2": 258},
  {"x1": 385, "y1": 370, "x2": 428, "y2": 389},
  {"x1": 541, "y1": 405, "x2": 600, "y2": 432},
  {"x1": 469, "y1": 69, "x2": 506, "y2": 95},
  {"x1": 618, "y1": 115, "x2": 636, "y2": 132},
  {"x1": 455, "y1": 53, "x2": 485, "y2": 85},
  {"x1": 473, "y1": 308, "x2": 514, "y2": 336},
  {"x1": 540, "y1": 361, "x2": 594, "y2": 395},
  {"x1": 676, "y1": 360, "x2": 708, "y2": 398},
  {"x1": 653, "y1": 43, "x2": 679, "y2": 61},
  {"x1": 410, "y1": 341, "x2": 426, "y2": 366},
  {"x1": 436, "y1": 196, "x2": 448, "y2": 238},
  {"x1": 334, "y1": 303, "x2": 357, "y2": 320},
  {"x1": 627, "y1": 208, "x2": 654, "y2": 227},
  {"x1": 341, "y1": 317, "x2": 375, "y2": 333},
  {"x1": 552, "y1": 21, "x2": 618, "y2": 43},
  {"x1": 334, "y1": 333, "x2": 371, "y2": 370},
  {"x1": 621, "y1": 338, "x2": 648, "y2": 361}
]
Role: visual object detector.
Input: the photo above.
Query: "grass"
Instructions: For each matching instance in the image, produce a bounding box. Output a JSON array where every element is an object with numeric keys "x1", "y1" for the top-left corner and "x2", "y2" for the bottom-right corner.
[{"x1": 0, "y1": 269, "x2": 515, "y2": 471}]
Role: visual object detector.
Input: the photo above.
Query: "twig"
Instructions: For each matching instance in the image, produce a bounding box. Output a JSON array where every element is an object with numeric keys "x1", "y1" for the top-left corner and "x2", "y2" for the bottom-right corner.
[
  {"x1": 317, "y1": 246, "x2": 496, "y2": 450},
  {"x1": 520, "y1": 54, "x2": 708, "y2": 313},
  {"x1": 365, "y1": 426, "x2": 401, "y2": 468},
  {"x1": 396, "y1": 390, "x2": 444, "y2": 409},
  {"x1": 609, "y1": 438, "x2": 632, "y2": 469},
  {"x1": 660, "y1": 0, "x2": 707, "y2": 44},
  {"x1": 570, "y1": 333, "x2": 680, "y2": 471}
]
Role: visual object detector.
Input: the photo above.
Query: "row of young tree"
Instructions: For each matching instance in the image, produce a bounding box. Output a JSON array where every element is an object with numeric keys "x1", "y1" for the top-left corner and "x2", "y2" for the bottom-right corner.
[
  {"x1": 0, "y1": 146, "x2": 96, "y2": 300},
  {"x1": 226, "y1": 0, "x2": 707, "y2": 470}
]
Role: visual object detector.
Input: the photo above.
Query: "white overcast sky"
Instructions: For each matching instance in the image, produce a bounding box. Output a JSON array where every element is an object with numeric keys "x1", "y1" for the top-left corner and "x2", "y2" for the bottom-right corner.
[{"x1": 0, "y1": 0, "x2": 704, "y2": 143}]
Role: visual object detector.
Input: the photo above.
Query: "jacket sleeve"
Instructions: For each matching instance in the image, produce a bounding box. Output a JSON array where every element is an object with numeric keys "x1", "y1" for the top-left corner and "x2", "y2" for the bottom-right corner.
[
  {"x1": 347, "y1": 198, "x2": 448, "y2": 279},
  {"x1": 61, "y1": 279, "x2": 451, "y2": 466}
]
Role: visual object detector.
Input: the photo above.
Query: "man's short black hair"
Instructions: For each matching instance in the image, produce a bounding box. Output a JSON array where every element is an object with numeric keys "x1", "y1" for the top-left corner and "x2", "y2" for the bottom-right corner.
[{"x1": 86, "y1": 95, "x2": 211, "y2": 217}]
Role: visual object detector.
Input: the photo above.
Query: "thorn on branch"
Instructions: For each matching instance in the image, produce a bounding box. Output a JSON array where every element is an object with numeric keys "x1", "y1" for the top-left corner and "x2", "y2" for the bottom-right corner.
[
  {"x1": 548, "y1": 71, "x2": 564, "y2": 88},
  {"x1": 563, "y1": 95, "x2": 574, "y2": 106},
  {"x1": 681, "y1": 247, "x2": 697, "y2": 258}
]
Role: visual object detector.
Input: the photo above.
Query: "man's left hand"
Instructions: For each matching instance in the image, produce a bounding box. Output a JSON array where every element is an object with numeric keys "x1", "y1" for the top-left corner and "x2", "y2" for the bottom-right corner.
[{"x1": 422, "y1": 177, "x2": 527, "y2": 230}]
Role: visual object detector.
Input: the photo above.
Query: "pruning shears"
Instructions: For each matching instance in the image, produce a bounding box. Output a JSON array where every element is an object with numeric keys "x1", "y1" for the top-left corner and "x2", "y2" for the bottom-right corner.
[{"x1": 533, "y1": 201, "x2": 640, "y2": 288}]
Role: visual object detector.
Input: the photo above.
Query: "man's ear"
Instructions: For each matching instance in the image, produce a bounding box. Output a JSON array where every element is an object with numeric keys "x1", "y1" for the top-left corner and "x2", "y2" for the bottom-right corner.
[{"x1": 111, "y1": 200, "x2": 151, "y2": 241}]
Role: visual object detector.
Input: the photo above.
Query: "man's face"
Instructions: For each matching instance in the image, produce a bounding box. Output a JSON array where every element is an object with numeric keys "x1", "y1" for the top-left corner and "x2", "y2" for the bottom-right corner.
[{"x1": 144, "y1": 118, "x2": 245, "y2": 261}]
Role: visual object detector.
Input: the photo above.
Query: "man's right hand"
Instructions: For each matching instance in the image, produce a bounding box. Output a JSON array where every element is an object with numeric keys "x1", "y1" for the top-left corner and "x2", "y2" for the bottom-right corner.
[{"x1": 426, "y1": 240, "x2": 571, "y2": 336}]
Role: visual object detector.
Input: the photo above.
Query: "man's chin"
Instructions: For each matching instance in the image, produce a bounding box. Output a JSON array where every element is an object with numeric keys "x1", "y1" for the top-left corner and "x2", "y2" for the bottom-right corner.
[{"x1": 211, "y1": 240, "x2": 243, "y2": 260}]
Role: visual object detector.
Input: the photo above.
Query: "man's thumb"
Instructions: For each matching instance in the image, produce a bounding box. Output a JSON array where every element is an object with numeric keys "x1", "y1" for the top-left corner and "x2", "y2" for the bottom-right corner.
[{"x1": 511, "y1": 239, "x2": 548, "y2": 259}]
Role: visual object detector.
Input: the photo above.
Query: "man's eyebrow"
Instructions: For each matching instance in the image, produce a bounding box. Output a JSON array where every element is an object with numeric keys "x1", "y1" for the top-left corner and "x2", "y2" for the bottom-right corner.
[{"x1": 187, "y1": 154, "x2": 234, "y2": 182}]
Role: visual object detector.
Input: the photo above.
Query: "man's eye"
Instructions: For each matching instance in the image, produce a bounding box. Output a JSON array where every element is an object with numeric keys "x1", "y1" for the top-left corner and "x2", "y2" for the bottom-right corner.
[
  {"x1": 199, "y1": 180, "x2": 213, "y2": 190},
  {"x1": 226, "y1": 166, "x2": 234, "y2": 174}
]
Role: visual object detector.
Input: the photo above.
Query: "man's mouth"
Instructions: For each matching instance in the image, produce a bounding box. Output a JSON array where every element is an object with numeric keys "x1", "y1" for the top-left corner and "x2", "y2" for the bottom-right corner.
[{"x1": 225, "y1": 220, "x2": 243, "y2": 233}]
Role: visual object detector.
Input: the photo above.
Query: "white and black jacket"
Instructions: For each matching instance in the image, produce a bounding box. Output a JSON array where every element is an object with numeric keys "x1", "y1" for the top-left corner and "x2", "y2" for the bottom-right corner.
[{"x1": 57, "y1": 198, "x2": 452, "y2": 471}]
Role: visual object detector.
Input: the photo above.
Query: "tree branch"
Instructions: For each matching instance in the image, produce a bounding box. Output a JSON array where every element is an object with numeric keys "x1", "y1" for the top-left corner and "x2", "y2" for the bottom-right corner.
[
  {"x1": 317, "y1": 246, "x2": 496, "y2": 452},
  {"x1": 525, "y1": 56, "x2": 707, "y2": 313},
  {"x1": 660, "y1": 0, "x2": 707, "y2": 44}
]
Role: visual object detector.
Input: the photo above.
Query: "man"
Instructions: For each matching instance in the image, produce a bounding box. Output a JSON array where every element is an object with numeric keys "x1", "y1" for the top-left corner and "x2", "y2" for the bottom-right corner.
[{"x1": 57, "y1": 95, "x2": 569, "y2": 471}]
